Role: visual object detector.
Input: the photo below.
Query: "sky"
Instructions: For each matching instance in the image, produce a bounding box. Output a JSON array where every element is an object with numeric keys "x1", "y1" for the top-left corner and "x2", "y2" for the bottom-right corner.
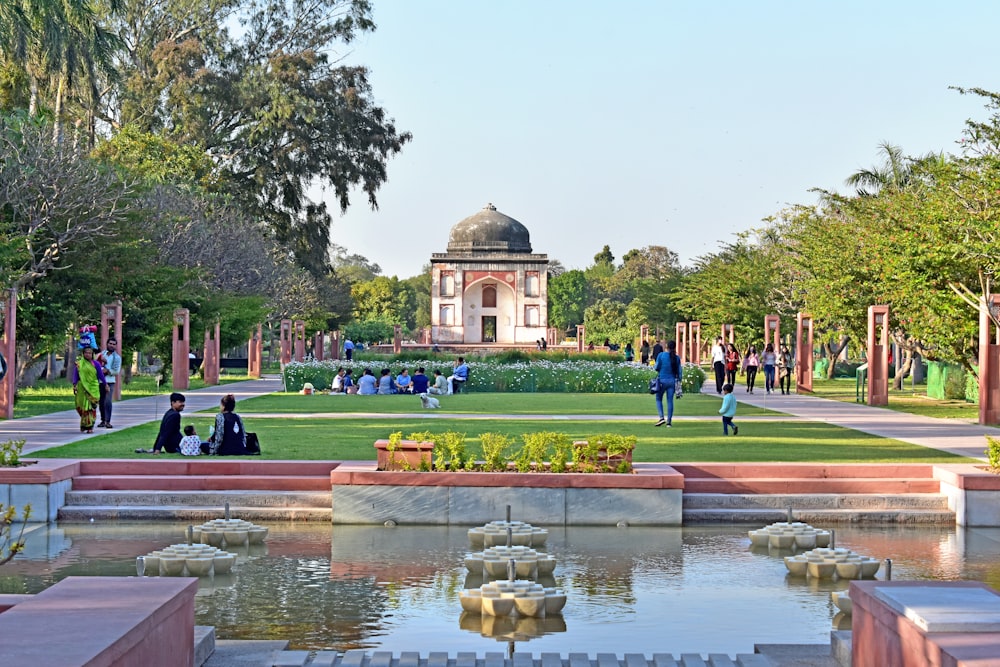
[{"x1": 327, "y1": 1, "x2": 1000, "y2": 278}]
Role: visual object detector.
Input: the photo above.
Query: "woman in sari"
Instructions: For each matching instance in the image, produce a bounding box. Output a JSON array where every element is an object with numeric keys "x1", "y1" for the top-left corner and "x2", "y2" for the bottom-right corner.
[{"x1": 73, "y1": 347, "x2": 106, "y2": 433}]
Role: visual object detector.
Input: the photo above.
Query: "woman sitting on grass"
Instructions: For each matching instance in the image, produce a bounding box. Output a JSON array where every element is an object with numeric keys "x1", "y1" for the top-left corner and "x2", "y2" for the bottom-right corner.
[{"x1": 208, "y1": 393, "x2": 249, "y2": 455}]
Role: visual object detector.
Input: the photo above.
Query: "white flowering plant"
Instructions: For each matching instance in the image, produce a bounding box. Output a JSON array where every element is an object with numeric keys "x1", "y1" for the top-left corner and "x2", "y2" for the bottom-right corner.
[{"x1": 283, "y1": 358, "x2": 705, "y2": 394}]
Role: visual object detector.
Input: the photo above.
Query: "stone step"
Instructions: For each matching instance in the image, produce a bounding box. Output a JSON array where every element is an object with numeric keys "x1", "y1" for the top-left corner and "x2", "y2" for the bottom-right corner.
[
  {"x1": 683, "y1": 508, "x2": 955, "y2": 524},
  {"x1": 63, "y1": 490, "x2": 332, "y2": 508},
  {"x1": 71, "y1": 474, "x2": 332, "y2": 492},
  {"x1": 58, "y1": 505, "x2": 332, "y2": 522},
  {"x1": 231, "y1": 651, "x2": 774, "y2": 667},
  {"x1": 682, "y1": 477, "x2": 941, "y2": 494},
  {"x1": 682, "y1": 493, "x2": 950, "y2": 510}
]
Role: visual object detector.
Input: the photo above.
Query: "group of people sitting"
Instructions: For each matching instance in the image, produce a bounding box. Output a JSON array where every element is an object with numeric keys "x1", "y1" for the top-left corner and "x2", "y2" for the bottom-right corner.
[
  {"x1": 140, "y1": 392, "x2": 258, "y2": 456},
  {"x1": 329, "y1": 357, "x2": 469, "y2": 395}
]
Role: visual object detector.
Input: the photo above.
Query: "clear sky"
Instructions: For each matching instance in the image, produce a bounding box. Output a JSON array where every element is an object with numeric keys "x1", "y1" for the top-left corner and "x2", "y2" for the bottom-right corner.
[{"x1": 328, "y1": 0, "x2": 1000, "y2": 278}]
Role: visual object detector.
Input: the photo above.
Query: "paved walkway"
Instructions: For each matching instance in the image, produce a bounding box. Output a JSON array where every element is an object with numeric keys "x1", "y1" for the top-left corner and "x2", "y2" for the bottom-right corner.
[{"x1": 4, "y1": 375, "x2": 996, "y2": 461}]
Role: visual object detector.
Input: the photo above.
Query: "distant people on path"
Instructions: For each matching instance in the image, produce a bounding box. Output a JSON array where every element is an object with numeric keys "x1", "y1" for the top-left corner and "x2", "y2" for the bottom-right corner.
[
  {"x1": 448, "y1": 357, "x2": 469, "y2": 394},
  {"x1": 710, "y1": 337, "x2": 726, "y2": 394},
  {"x1": 377, "y1": 368, "x2": 394, "y2": 394},
  {"x1": 98, "y1": 337, "x2": 121, "y2": 428},
  {"x1": 653, "y1": 340, "x2": 682, "y2": 427},
  {"x1": 411, "y1": 367, "x2": 430, "y2": 394},
  {"x1": 778, "y1": 344, "x2": 794, "y2": 395},
  {"x1": 73, "y1": 346, "x2": 106, "y2": 433},
  {"x1": 624, "y1": 343, "x2": 634, "y2": 362},
  {"x1": 640, "y1": 340, "x2": 651, "y2": 365},
  {"x1": 150, "y1": 392, "x2": 185, "y2": 454},
  {"x1": 725, "y1": 343, "x2": 740, "y2": 386},
  {"x1": 742, "y1": 345, "x2": 760, "y2": 394},
  {"x1": 719, "y1": 383, "x2": 738, "y2": 435},
  {"x1": 762, "y1": 343, "x2": 778, "y2": 394},
  {"x1": 357, "y1": 368, "x2": 378, "y2": 395},
  {"x1": 343, "y1": 338, "x2": 355, "y2": 361},
  {"x1": 208, "y1": 393, "x2": 249, "y2": 455},
  {"x1": 179, "y1": 425, "x2": 203, "y2": 456},
  {"x1": 429, "y1": 369, "x2": 448, "y2": 395}
]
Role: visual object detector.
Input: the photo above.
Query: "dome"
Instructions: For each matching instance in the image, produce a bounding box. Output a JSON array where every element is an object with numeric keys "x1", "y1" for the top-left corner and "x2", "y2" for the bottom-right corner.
[{"x1": 447, "y1": 203, "x2": 532, "y2": 254}]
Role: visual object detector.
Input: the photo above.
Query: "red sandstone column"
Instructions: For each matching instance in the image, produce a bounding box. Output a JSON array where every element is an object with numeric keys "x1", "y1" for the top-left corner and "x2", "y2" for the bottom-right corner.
[
  {"x1": 721, "y1": 323, "x2": 734, "y2": 345},
  {"x1": 279, "y1": 319, "x2": 292, "y2": 365},
  {"x1": 979, "y1": 296, "x2": 1000, "y2": 425},
  {"x1": 795, "y1": 312, "x2": 814, "y2": 393},
  {"x1": 640, "y1": 324, "x2": 649, "y2": 349},
  {"x1": 764, "y1": 315, "x2": 780, "y2": 351},
  {"x1": 248, "y1": 324, "x2": 262, "y2": 378},
  {"x1": 0, "y1": 289, "x2": 16, "y2": 419},
  {"x1": 100, "y1": 301, "x2": 124, "y2": 400},
  {"x1": 172, "y1": 308, "x2": 190, "y2": 390},
  {"x1": 867, "y1": 305, "x2": 889, "y2": 406},
  {"x1": 293, "y1": 320, "x2": 305, "y2": 361},
  {"x1": 547, "y1": 327, "x2": 557, "y2": 347},
  {"x1": 203, "y1": 322, "x2": 220, "y2": 386},
  {"x1": 675, "y1": 322, "x2": 688, "y2": 364},
  {"x1": 393, "y1": 325, "x2": 402, "y2": 354},
  {"x1": 330, "y1": 331, "x2": 340, "y2": 361},
  {"x1": 314, "y1": 331, "x2": 325, "y2": 361},
  {"x1": 576, "y1": 325, "x2": 585, "y2": 353},
  {"x1": 689, "y1": 321, "x2": 701, "y2": 364}
]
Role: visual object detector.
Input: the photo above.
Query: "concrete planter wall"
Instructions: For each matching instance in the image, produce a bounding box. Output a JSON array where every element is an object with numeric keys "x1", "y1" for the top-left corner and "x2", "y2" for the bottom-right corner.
[
  {"x1": 934, "y1": 464, "x2": 1000, "y2": 526},
  {"x1": 329, "y1": 462, "x2": 684, "y2": 526}
]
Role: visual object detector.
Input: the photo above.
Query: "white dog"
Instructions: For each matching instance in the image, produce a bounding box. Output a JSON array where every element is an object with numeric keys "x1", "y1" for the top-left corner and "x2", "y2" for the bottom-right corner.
[{"x1": 419, "y1": 392, "x2": 440, "y2": 409}]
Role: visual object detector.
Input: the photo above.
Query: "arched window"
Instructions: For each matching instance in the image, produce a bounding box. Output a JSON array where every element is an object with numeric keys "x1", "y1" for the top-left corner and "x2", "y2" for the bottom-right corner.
[
  {"x1": 525, "y1": 306, "x2": 539, "y2": 326},
  {"x1": 439, "y1": 272, "x2": 455, "y2": 297},
  {"x1": 525, "y1": 272, "x2": 539, "y2": 297},
  {"x1": 482, "y1": 284, "x2": 497, "y2": 308},
  {"x1": 439, "y1": 305, "x2": 453, "y2": 326}
]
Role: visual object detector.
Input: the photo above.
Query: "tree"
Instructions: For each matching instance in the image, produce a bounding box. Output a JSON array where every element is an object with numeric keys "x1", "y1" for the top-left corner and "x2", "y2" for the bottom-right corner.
[
  {"x1": 548, "y1": 269, "x2": 587, "y2": 333},
  {"x1": 583, "y1": 298, "x2": 628, "y2": 347},
  {"x1": 110, "y1": 0, "x2": 411, "y2": 277}
]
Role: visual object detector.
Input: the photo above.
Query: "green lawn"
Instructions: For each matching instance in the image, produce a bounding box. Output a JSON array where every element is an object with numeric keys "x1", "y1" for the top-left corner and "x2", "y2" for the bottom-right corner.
[
  {"x1": 233, "y1": 392, "x2": 779, "y2": 417},
  {"x1": 13, "y1": 373, "x2": 257, "y2": 419},
  {"x1": 809, "y1": 378, "x2": 979, "y2": 420},
  {"x1": 31, "y1": 417, "x2": 973, "y2": 464}
]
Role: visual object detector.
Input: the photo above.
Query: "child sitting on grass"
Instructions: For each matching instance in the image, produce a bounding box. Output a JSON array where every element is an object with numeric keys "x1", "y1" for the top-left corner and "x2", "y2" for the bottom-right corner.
[
  {"x1": 719, "y1": 383, "x2": 738, "y2": 436},
  {"x1": 179, "y1": 424, "x2": 203, "y2": 456}
]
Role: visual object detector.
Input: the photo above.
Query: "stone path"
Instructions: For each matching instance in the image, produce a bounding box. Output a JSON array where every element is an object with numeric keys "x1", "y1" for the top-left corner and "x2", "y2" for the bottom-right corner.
[{"x1": 5, "y1": 374, "x2": 996, "y2": 461}]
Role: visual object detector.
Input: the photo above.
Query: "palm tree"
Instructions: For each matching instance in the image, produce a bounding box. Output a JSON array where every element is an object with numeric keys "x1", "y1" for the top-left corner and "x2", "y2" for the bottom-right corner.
[{"x1": 845, "y1": 141, "x2": 947, "y2": 197}]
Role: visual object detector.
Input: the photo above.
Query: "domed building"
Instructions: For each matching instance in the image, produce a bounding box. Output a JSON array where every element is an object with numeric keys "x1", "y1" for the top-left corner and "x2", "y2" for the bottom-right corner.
[{"x1": 431, "y1": 204, "x2": 549, "y2": 344}]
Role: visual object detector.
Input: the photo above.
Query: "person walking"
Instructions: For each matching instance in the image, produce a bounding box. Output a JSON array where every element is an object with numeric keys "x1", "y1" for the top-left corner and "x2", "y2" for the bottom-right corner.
[
  {"x1": 719, "y1": 383, "x2": 738, "y2": 435},
  {"x1": 762, "y1": 343, "x2": 778, "y2": 394},
  {"x1": 343, "y1": 338, "x2": 355, "y2": 361},
  {"x1": 653, "y1": 340, "x2": 682, "y2": 427},
  {"x1": 743, "y1": 345, "x2": 760, "y2": 393},
  {"x1": 72, "y1": 346, "x2": 106, "y2": 433},
  {"x1": 724, "y1": 343, "x2": 740, "y2": 387},
  {"x1": 778, "y1": 344, "x2": 794, "y2": 395},
  {"x1": 98, "y1": 337, "x2": 121, "y2": 428},
  {"x1": 710, "y1": 337, "x2": 726, "y2": 393},
  {"x1": 639, "y1": 340, "x2": 650, "y2": 365}
]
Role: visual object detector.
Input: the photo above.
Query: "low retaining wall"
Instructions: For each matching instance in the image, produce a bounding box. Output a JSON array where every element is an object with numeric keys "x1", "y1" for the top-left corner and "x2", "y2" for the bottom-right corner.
[
  {"x1": 329, "y1": 462, "x2": 684, "y2": 525},
  {"x1": 0, "y1": 459, "x2": 78, "y2": 522},
  {"x1": 934, "y1": 464, "x2": 1000, "y2": 526}
]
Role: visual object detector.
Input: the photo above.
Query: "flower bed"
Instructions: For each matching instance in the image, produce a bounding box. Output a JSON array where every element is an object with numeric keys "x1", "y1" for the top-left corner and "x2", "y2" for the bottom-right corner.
[{"x1": 284, "y1": 359, "x2": 705, "y2": 394}]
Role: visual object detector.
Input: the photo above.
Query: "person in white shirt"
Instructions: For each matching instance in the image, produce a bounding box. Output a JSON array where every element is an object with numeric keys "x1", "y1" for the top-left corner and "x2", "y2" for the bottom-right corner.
[
  {"x1": 710, "y1": 337, "x2": 726, "y2": 394},
  {"x1": 331, "y1": 368, "x2": 346, "y2": 393},
  {"x1": 179, "y1": 425, "x2": 203, "y2": 456},
  {"x1": 98, "y1": 337, "x2": 122, "y2": 428}
]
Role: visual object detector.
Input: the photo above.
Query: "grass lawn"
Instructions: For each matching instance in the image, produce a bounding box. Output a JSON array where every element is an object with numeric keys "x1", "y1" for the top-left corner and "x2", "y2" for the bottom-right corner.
[
  {"x1": 13, "y1": 373, "x2": 257, "y2": 419},
  {"x1": 809, "y1": 378, "x2": 979, "y2": 421},
  {"x1": 233, "y1": 392, "x2": 780, "y2": 417},
  {"x1": 31, "y1": 417, "x2": 973, "y2": 464}
]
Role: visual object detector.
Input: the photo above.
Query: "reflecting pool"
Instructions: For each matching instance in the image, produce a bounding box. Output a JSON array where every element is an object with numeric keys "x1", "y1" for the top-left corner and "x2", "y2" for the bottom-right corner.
[{"x1": 2, "y1": 521, "x2": 999, "y2": 656}]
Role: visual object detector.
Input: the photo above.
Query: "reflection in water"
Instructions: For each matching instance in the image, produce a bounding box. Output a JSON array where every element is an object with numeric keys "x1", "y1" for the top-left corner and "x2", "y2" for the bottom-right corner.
[{"x1": 1, "y1": 522, "x2": 999, "y2": 655}]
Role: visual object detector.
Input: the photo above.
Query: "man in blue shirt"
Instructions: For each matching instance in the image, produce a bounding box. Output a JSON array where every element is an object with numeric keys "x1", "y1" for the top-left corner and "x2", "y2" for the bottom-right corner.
[
  {"x1": 411, "y1": 367, "x2": 429, "y2": 394},
  {"x1": 449, "y1": 357, "x2": 469, "y2": 394},
  {"x1": 394, "y1": 369, "x2": 413, "y2": 394}
]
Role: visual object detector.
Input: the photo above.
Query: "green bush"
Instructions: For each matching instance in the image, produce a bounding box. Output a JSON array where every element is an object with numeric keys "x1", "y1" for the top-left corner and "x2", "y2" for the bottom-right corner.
[{"x1": 986, "y1": 436, "x2": 1000, "y2": 471}]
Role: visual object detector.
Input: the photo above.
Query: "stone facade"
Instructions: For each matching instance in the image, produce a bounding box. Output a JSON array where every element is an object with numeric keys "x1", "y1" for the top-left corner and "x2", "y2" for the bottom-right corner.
[{"x1": 431, "y1": 204, "x2": 549, "y2": 344}]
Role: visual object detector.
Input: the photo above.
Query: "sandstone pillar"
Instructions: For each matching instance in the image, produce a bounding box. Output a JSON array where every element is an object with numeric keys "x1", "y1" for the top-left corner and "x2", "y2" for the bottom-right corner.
[
  {"x1": 99, "y1": 301, "x2": 124, "y2": 400},
  {"x1": 330, "y1": 331, "x2": 340, "y2": 361},
  {"x1": 979, "y1": 296, "x2": 1000, "y2": 425},
  {"x1": 675, "y1": 322, "x2": 688, "y2": 364},
  {"x1": 279, "y1": 319, "x2": 292, "y2": 365},
  {"x1": 293, "y1": 320, "x2": 305, "y2": 362},
  {"x1": 393, "y1": 325, "x2": 402, "y2": 354},
  {"x1": 248, "y1": 324, "x2": 262, "y2": 378},
  {"x1": 689, "y1": 321, "x2": 701, "y2": 365},
  {"x1": 764, "y1": 314, "x2": 780, "y2": 351},
  {"x1": 0, "y1": 289, "x2": 16, "y2": 419},
  {"x1": 576, "y1": 325, "x2": 585, "y2": 353},
  {"x1": 171, "y1": 308, "x2": 190, "y2": 390},
  {"x1": 721, "y1": 323, "x2": 734, "y2": 345},
  {"x1": 867, "y1": 305, "x2": 890, "y2": 406},
  {"x1": 314, "y1": 331, "x2": 325, "y2": 361},
  {"x1": 795, "y1": 312, "x2": 814, "y2": 393},
  {"x1": 203, "y1": 322, "x2": 220, "y2": 386}
]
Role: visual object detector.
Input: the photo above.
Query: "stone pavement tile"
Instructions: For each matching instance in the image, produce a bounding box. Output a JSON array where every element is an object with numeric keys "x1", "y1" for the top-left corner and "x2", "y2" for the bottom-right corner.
[{"x1": 202, "y1": 640, "x2": 290, "y2": 667}]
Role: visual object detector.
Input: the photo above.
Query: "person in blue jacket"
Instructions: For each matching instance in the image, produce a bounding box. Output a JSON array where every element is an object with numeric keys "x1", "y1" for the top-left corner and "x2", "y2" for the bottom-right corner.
[
  {"x1": 653, "y1": 340, "x2": 682, "y2": 427},
  {"x1": 719, "y1": 383, "x2": 738, "y2": 435}
]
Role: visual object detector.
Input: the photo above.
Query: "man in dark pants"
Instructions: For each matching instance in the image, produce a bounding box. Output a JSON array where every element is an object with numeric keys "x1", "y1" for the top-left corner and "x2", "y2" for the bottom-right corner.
[
  {"x1": 148, "y1": 392, "x2": 185, "y2": 454},
  {"x1": 710, "y1": 336, "x2": 726, "y2": 394}
]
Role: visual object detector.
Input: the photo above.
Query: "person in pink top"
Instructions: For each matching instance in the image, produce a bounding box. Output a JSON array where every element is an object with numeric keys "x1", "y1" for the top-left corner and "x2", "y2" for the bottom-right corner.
[{"x1": 742, "y1": 345, "x2": 760, "y2": 394}]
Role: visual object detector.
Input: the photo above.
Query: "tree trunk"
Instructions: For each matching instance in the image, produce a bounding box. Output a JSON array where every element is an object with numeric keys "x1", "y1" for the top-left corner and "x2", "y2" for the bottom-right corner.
[
  {"x1": 893, "y1": 347, "x2": 914, "y2": 390},
  {"x1": 822, "y1": 334, "x2": 851, "y2": 379}
]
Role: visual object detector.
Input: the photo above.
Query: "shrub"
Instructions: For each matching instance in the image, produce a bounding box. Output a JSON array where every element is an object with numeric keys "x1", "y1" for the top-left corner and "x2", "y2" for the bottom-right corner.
[
  {"x1": 986, "y1": 436, "x2": 1000, "y2": 471},
  {"x1": 0, "y1": 439, "x2": 24, "y2": 467},
  {"x1": 480, "y1": 432, "x2": 514, "y2": 472},
  {"x1": 1, "y1": 503, "x2": 31, "y2": 566}
]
